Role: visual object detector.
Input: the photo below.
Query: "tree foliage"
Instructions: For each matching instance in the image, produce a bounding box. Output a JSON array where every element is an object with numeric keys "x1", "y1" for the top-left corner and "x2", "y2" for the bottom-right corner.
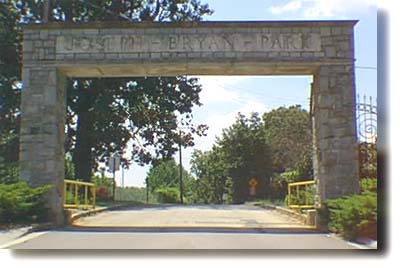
[
  {"x1": 318, "y1": 184, "x2": 377, "y2": 241},
  {"x1": 0, "y1": 181, "x2": 52, "y2": 224},
  {"x1": 0, "y1": 2, "x2": 22, "y2": 164},
  {"x1": 190, "y1": 113, "x2": 272, "y2": 204},
  {"x1": 189, "y1": 107, "x2": 313, "y2": 203},
  {"x1": 217, "y1": 112, "x2": 272, "y2": 203},
  {"x1": 190, "y1": 147, "x2": 230, "y2": 203},
  {"x1": 262, "y1": 105, "x2": 312, "y2": 178},
  {"x1": 0, "y1": 0, "x2": 213, "y2": 181},
  {"x1": 146, "y1": 159, "x2": 194, "y2": 201},
  {"x1": 358, "y1": 141, "x2": 377, "y2": 180}
]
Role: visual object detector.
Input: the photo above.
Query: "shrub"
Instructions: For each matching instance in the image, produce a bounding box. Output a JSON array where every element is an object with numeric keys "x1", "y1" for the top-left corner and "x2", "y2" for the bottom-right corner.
[
  {"x1": 318, "y1": 191, "x2": 377, "y2": 241},
  {"x1": 155, "y1": 187, "x2": 181, "y2": 203},
  {"x1": 0, "y1": 158, "x2": 19, "y2": 185},
  {"x1": 115, "y1": 187, "x2": 157, "y2": 203},
  {"x1": 360, "y1": 178, "x2": 377, "y2": 193},
  {"x1": 0, "y1": 182, "x2": 52, "y2": 224},
  {"x1": 93, "y1": 175, "x2": 114, "y2": 201}
]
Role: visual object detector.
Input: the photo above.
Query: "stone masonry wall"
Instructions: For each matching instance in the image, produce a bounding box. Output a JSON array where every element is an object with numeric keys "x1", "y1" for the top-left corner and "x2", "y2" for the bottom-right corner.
[
  {"x1": 312, "y1": 64, "x2": 359, "y2": 201},
  {"x1": 20, "y1": 67, "x2": 66, "y2": 225},
  {"x1": 22, "y1": 22, "x2": 355, "y2": 67},
  {"x1": 20, "y1": 21, "x2": 359, "y2": 223}
]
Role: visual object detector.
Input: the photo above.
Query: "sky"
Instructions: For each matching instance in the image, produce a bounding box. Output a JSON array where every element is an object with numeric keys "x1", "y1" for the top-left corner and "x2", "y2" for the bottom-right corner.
[{"x1": 114, "y1": 0, "x2": 377, "y2": 187}]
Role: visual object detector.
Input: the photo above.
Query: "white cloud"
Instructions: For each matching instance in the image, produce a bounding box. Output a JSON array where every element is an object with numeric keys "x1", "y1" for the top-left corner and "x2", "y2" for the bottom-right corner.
[
  {"x1": 195, "y1": 76, "x2": 249, "y2": 104},
  {"x1": 268, "y1": 0, "x2": 376, "y2": 18},
  {"x1": 198, "y1": 99, "x2": 270, "y2": 151},
  {"x1": 199, "y1": 83, "x2": 240, "y2": 104},
  {"x1": 269, "y1": 0, "x2": 303, "y2": 15}
]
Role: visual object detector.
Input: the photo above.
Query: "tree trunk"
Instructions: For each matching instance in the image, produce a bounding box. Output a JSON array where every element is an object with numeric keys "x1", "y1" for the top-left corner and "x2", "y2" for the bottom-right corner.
[
  {"x1": 73, "y1": 111, "x2": 95, "y2": 182},
  {"x1": 72, "y1": 83, "x2": 96, "y2": 182}
]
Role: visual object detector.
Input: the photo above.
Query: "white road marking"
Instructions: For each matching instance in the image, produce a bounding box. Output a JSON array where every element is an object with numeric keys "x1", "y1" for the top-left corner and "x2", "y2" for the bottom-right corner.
[{"x1": 0, "y1": 231, "x2": 47, "y2": 249}]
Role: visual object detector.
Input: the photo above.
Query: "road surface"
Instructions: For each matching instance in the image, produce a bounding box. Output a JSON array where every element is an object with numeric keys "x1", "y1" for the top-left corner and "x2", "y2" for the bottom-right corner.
[
  {"x1": 9, "y1": 230, "x2": 360, "y2": 249},
  {"x1": 5, "y1": 204, "x2": 363, "y2": 249},
  {"x1": 73, "y1": 204, "x2": 309, "y2": 229}
]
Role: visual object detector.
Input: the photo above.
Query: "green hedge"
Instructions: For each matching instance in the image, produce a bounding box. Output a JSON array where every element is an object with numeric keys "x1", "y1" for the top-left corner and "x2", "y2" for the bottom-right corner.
[
  {"x1": 0, "y1": 182, "x2": 52, "y2": 224},
  {"x1": 155, "y1": 187, "x2": 181, "y2": 203},
  {"x1": 318, "y1": 191, "x2": 377, "y2": 241}
]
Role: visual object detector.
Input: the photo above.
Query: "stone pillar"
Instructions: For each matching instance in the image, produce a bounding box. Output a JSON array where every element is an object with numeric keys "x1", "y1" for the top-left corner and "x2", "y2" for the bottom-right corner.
[
  {"x1": 20, "y1": 67, "x2": 66, "y2": 225},
  {"x1": 312, "y1": 64, "x2": 359, "y2": 201}
]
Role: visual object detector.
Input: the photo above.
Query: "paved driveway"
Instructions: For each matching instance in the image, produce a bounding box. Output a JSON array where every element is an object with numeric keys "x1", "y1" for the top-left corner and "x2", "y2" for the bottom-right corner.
[
  {"x1": 4, "y1": 204, "x2": 366, "y2": 249},
  {"x1": 73, "y1": 204, "x2": 308, "y2": 229},
  {"x1": 9, "y1": 230, "x2": 360, "y2": 249}
]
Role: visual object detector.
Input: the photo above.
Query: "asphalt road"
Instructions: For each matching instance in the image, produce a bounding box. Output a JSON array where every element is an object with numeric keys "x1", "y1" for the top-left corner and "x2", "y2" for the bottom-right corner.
[
  {"x1": 9, "y1": 230, "x2": 360, "y2": 249},
  {"x1": 5, "y1": 204, "x2": 364, "y2": 249}
]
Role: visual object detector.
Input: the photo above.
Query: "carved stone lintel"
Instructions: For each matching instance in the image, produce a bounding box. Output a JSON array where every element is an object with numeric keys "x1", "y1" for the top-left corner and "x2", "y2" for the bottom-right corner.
[{"x1": 56, "y1": 32, "x2": 321, "y2": 54}]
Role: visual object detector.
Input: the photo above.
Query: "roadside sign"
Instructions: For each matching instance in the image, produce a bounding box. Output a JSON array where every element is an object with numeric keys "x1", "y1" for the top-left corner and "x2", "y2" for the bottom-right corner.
[
  {"x1": 248, "y1": 178, "x2": 258, "y2": 187},
  {"x1": 108, "y1": 154, "x2": 121, "y2": 172},
  {"x1": 249, "y1": 178, "x2": 258, "y2": 196}
]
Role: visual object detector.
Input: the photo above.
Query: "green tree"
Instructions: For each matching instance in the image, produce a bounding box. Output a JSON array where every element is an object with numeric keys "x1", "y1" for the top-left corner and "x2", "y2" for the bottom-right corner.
[
  {"x1": 67, "y1": 76, "x2": 207, "y2": 181},
  {"x1": 189, "y1": 108, "x2": 311, "y2": 204},
  {"x1": 146, "y1": 159, "x2": 194, "y2": 202},
  {"x1": 0, "y1": 2, "x2": 22, "y2": 164},
  {"x1": 1, "y1": 1, "x2": 213, "y2": 181},
  {"x1": 262, "y1": 105, "x2": 312, "y2": 179},
  {"x1": 358, "y1": 141, "x2": 377, "y2": 179},
  {"x1": 190, "y1": 147, "x2": 230, "y2": 204},
  {"x1": 217, "y1": 112, "x2": 272, "y2": 203}
]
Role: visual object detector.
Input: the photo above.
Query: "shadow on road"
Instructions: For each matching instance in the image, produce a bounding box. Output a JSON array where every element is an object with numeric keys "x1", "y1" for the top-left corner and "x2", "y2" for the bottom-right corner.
[{"x1": 60, "y1": 225, "x2": 322, "y2": 234}]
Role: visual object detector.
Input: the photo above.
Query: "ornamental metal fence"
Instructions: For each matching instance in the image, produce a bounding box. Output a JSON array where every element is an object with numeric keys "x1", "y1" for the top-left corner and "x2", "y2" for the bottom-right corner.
[{"x1": 356, "y1": 94, "x2": 377, "y2": 180}]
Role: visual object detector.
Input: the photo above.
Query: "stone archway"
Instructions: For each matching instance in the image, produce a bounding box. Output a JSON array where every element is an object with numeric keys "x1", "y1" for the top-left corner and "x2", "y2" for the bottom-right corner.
[{"x1": 20, "y1": 21, "x2": 359, "y2": 224}]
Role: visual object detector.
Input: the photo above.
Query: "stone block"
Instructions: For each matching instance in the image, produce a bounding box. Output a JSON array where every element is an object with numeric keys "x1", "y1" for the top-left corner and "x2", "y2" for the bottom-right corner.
[
  {"x1": 92, "y1": 53, "x2": 106, "y2": 60},
  {"x1": 83, "y1": 29, "x2": 99, "y2": 35},
  {"x1": 39, "y1": 30, "x2": 48, "y2": 40},
  {"x1": 150, "y1": 52, "x2": 161, "y2": 59},
  {"x1": 23, "y1": 41, "x2": 34, "y2": 52},
  {"x1": 73, "y1": 53, "x2": 88, "y2": 60},
  {"x1": 320, "y1": 27, "x2": 331, "y2": 36},
  {"x1": 224, "y1": 51, "x2": 236, "y2": 58},
  {"x1": 331, "y1": 27, "x2": 342, "y2": 35},
  {"x1": 34, "y1": 40, "x2": 43, "y2": 47},
  {"x1": 302, "y1": 52, "x2": 314, "y2": 58},
  {"x1": 325, "y1": 46, "x2": 336, "y2": 57},
  {"x1": 127, "y1": 53, "x2": 141, "y2": 59}
]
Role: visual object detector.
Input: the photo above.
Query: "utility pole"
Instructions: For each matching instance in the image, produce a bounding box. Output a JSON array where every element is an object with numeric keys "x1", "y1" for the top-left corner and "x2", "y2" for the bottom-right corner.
[
  {"x1": 121, "y1": 166, "x2": 124, "y2": 201},
  {"x1": 42, "y1": 0, "x2": 50, "y2": 23},
  {"x1": 179, "y1": 130, "x2": 183, "y2": 204},
  {"x1": 146, "y1": 178, "x2": 149, "y2": 204},
  {"x1": 108, "y1": 154, "x2": 120, "y2": 202},
  {"x1": 121, "y1": 166, "x2": 124, "y2": 188},
  {"x1": 112, "y1": 157, "x2": 116, "y2": 201}
]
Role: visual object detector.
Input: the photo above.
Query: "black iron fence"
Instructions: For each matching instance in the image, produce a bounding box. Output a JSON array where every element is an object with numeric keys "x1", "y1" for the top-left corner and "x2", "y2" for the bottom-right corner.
[{"x1": 356, "y1": 94, "x2": 377, "y2": 180}]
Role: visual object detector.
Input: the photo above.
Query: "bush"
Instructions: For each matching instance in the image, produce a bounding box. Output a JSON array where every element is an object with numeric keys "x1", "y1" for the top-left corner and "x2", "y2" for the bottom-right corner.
[
  {"x1": 0, "y1": 158, "x2": 19, "y2": 185},
  {"x1": 115, "y1": 187, "x2": 157, "y2": 203},
  {"x1": 360, "y1": 178, "x2": 377, "y2": 193},
  {"x1": 155, "y1": 187, "x2": 181, "y2": 203},
  {"x1": 93, "y1": 175, "x2": 114, "y2": 201},
  {"x1": 286, "y1": 184, "x2": 316, "y2": 207},
  {"x1": 318, "y1": 191, "x2": 377, "y2": 241},
  {"x1": 0, "y1": 182, "x2": 52, "y2": 224}
]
